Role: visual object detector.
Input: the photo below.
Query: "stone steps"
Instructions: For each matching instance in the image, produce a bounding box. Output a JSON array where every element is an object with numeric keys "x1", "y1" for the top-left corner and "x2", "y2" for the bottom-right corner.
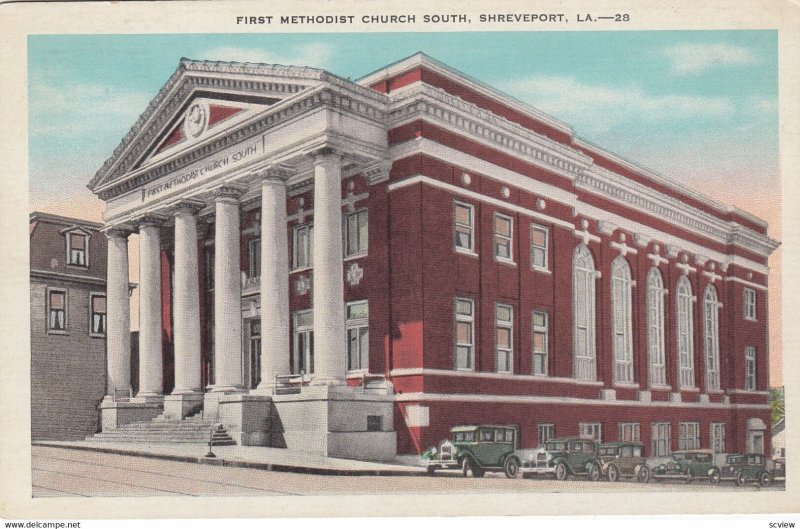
[{"x1": 87, "y1": 415, "x2": 236, "y2": 446}]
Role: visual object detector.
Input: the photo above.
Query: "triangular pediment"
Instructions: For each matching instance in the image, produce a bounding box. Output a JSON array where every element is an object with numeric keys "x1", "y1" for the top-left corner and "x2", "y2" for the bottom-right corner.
[{"x1": 88, "y1": 58, "x2": 329, "y2": 193}]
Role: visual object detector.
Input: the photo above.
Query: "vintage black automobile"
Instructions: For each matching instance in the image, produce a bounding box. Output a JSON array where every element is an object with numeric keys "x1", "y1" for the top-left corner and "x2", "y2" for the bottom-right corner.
[
  {"x1": 719, "y1": 453, "x2": 773, "y2": 486},
  {"x1": 773, "y1": 457, "x2": 786, "y2": 482},
  {"x1": 503, "y1": 437, "x2": 602, "y2": 480},
  {"x1": 652, "y1": 449, "x2": 720, "y2": 483},
  {"x1": 420, "y1": 425, "x2": 518, "y2": 477},
  {"x1": 597, "y1": 442, "x2": 651, "y2": 482}
]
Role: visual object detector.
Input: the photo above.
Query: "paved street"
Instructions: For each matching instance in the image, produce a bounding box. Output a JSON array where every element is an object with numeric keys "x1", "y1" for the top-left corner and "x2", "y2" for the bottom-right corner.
[{"x1": 32, "y1": 446, "x2": 785, "y2": 497}]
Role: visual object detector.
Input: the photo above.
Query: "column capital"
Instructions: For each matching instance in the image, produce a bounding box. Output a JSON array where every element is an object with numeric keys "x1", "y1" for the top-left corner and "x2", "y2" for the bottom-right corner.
[
  {"x1": 211, "y1": 184, "x2": 247, "y2": 202},
  {"x1": 171, "y1": 199, "x2": 205, "y2": 217},
  {"x1": 257, "y1": 163, "x2": 295, "y2": 182},
  {"x1": 103, "y1": 225, "x2": 134, "y2": 239},
  {"x1": 133, "y1": 214, "x2": 168, "y2": 230},
  {"x1": 307, "y1": 146, "x2": 344, "y2": 162}
]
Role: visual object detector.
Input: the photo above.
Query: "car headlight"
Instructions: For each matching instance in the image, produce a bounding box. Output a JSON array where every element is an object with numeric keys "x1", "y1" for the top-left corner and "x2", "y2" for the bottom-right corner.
[
  {"x1": 675, "y1": 464, "x2": 681, "y2": 471},
  {"x1": 659, "y1": 464, "x2": 665, "y2": 471},
  {"x1": 707, "y1": 469, "x2": 714, "y2": 476}
]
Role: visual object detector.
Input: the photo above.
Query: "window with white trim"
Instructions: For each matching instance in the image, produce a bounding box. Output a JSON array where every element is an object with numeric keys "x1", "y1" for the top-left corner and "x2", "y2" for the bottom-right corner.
[
  {"x1": 495, "y1": 304, "x2": 513, "y2": 373},
  {"x1": 47, "y1": 288, "x2": 67, "y2": 332},
  {"x1": 455, "y1": 298, "x2": 475, "y2": 370},
  {"x1": 66, "y1": 231, "x2": 89, "y2": 267},
  {"x1": 744, "y1": 288, "x2": 756, "y2": 321},
  {"x1": 579, "y1": 422, "x2": 602, "y2": 442},
  {"x1": 679, "y1": 422, "x2": 700, "y2": 450},
  {"x1": 454, "y1": 202, "x2": 475, "y2": 252},
  {"x1": 532, "y1": 311, "x2": 548, "y2": 376},
  {"x1": 573, "y1": 244, "x2": 597, "y2": 381},
  {"x1": 711, "y1": 422, "x2": 726, "y2": 454},
  {"x1": 651, "y1": 423, "x2": 671, "y2": 456},
  {"x1": 248, "y1": 238, "x2": 261, "y2": 279},
  {"x1": 493, "y1": 213, "x2": 513, "y2": 262},
  {"x1": 530, "y1": 224, "x2": 548, "y2": 270},
  {"x1": 619, "y1": 423, "x2": 641, "y2": 442},
  {"x1": 647, "y1": 268, "x2": 667, "y2": 386},
  {"x1": 676, "y1": 276, "x2": 695, "y2": 389},
  {"x1": 89, "y1": 294, "x2": 106, "y2": 336},
  {"x1": 612, "y1": 257, "x2": 634, "y2": 384},
  {"x1": 292, "y1": 310, "x2": 314, "y2": 375},
  {"x1": 346, "y1": 301, "x2": 369, "y2": 372},
  {"x1": 292, "y1": 224, "x2": 313, "y2": 269},
  {"x1": 745, "y1": 346, "x2": 757, "y2": 391},
  {"x1": 343, "y1": 210, "x2": 368, "y2": 258},
  {"x1": 538, "y1": 423, "x2": 555, "y2": 445},
  {"x1": 704, "y1": 285, "x2": 721, "y2": 391}
]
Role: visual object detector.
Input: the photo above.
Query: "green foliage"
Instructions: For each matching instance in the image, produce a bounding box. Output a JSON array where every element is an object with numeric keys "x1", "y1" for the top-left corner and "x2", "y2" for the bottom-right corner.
[{"x1": 769, "y1": 387, "x2": 784, "y2": 426}]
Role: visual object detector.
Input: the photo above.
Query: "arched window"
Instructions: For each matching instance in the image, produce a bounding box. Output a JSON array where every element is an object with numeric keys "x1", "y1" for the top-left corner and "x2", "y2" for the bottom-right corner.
[
  {"x1": 704, "y1": 285, "x2": 721, "y2": 390},
  {"x1": 612, "y1": 257, "x2": 634, "y2": 383},
  {"x1": 676, "y1": 276, "x2": 695, "y2": 389},
  {"x1": 573, "y1": 244, "x2": 597, "y2": 381},
  {"x1": 647, "y1": 268, "x2": 666, "y2": 386}
]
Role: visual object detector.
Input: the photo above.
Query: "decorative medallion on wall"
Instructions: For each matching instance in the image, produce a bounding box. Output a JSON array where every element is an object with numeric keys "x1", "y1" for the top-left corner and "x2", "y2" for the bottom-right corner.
[
  {"x1": 461, "y1": 172, "x2": 471, "y2": 186},
  {"x1": 183, "y1": 101, "x2": 209, "y2": 140},
  {"x1": 295, "y1": 275, "x2": 311, "y2": 295},
  {"x1": 347, "y1": 262, "x2": 364, "y2": 287}
]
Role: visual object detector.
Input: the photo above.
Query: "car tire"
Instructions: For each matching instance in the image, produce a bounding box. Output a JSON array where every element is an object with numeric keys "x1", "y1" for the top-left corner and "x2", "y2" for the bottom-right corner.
[
  {"x1": 426, "y1": 466, "x2": 436, "y2": 476},
  {"x1": 709, "y1": 468, "x2": 720, "y2": 485},
  {"x1": 759, "y1": 472, "x2": 771, "y2": 487},
  {"x1": 461, "y1": 457, "x2": 471, "y2": 478},
  {"x1": 735, "y1": 472, "x2": 745, "y2": 487},
  {"x1": 555, "y1": 461, "x2": 569, "y2": 481},
  {"x1": 637, "y1": 465, "x2": 651, "y2": 484},
  {"x1": 684, "y1": 469, "x2": 694, "y2": 484},
  {"x1": 503, "y1": 456, "x2": 520, "y2": 479},
  {"x1": 588, "y1": 462, "x2": 601, "y2": 482},
  {"x1": 607, "y1": 464, "x2": 620, "y2": 482}
]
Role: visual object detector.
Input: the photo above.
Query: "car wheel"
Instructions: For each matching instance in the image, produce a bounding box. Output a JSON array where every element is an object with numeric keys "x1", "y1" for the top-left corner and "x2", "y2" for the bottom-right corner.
[
  {"x1": 637, "y1": 465, "x2": 651, "y2": 484},
  {"x1": 461, "y1": 458, "x2": 471, "y2": 477},
  {"x1": 607, "y1": 464, "x2": 620, "y2": 482},
  {"x1": 709, "y1": 468, "x2": 720, "y2": 485},
  {"x1": 684, "y1": 469, "x2": 694, "y2": 484},
  {"x1": 426, "y1": 466, "x2": 436, "y2": 476},
  {"x1": 503, "y1": 456, "x2": 520, "y2": 479},
  {"x1": 759, "y1": 472, "x2": 771, "y2": 487},
  {"x1": 555, "y1": 461, "x2": 569, "y2": 481},
  {"x1": 735, "y1": 472, "x2": 745, "y2": 487},
  {"x1": 588, "y1": 462, "x2": 601, "y2": 482}
]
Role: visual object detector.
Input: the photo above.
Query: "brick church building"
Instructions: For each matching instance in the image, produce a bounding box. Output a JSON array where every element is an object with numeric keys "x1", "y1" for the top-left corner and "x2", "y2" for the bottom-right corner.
[{"x1": 86, "y1": 53, "x2": 778, "y2": 460}]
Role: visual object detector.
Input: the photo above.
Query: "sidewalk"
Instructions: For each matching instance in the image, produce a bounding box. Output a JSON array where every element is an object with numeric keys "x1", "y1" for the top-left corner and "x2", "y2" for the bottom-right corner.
[{"x1": 33, "y1": 440, "x2": 427, "y2": 476}]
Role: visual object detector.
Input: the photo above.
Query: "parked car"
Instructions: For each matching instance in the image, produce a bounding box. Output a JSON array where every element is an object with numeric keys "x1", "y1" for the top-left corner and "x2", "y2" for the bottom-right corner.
[
  {"x1": 652, "y1": 449, "x2": 720, "y2": 483},
  {"x1": 772, "y1": 457, "x2": 786, "y2": 482},
  {"x1": 597, "y1": 442, "x2": 651, "y2": 482},
  {"x1": 503, "y1": 437, "x2": 602, "y2": 481},
  {"x1": 719, "y1": 453, "x2": 773, "y2": 486},
  {"x1": 420, "y1": 425, "x2": 518, "y2": 477}
]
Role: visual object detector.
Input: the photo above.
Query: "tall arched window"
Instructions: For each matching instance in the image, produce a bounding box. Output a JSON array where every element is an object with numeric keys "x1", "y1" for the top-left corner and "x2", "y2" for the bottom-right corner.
[
  {"x1": 573, "y1": 244, "x2": 597, "y2": 381},
  {"x1": 676, "y1": 276, "x2": 695, "y2": 389},
  {"x1": 647, "y1": 268, "x2": 666, "y2": 386},
  {"x1": 704, "y1": 285, "x2": 721, "y2": 390},
  {"x1": 612, "y1": 256, "x2": 634, "y2": 383}
]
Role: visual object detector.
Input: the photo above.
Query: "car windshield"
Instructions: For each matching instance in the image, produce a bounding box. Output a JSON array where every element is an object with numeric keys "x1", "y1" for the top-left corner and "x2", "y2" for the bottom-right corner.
[
  {"x1": 545, "y1": 441, "x2": 567, "y2": 451},
  {"x1": 599, "y1": 447, "x2": 618, "y2": 456},
  {"x1": 672, "y1": 453, "x2": 688, "y2": 461},
  {"x1": 726, "y1": 455, "x2": 743, "y2": 464},
  {"x1": 696, "y1": 454, "x2": 711, "y2": 463},
  {"x1": 453, "y1": 431, "x2": 476, "y2": 442}
]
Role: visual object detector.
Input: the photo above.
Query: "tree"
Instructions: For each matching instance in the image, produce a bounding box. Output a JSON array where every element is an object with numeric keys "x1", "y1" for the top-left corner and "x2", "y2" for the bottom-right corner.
[{"x1": 769, "y1": 387, "x2": 785, "y2": 426}]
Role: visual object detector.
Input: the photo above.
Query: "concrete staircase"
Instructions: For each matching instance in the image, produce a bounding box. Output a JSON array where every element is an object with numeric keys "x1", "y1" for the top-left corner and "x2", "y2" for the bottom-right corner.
[{"x1": 87, "y1": 413, "x2": 236, "y2": 445}]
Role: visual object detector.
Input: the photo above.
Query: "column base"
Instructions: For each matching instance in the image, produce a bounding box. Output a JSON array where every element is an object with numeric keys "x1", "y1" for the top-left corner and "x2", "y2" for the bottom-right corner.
[
  {"x1": 163, "y1": 392, "x2": 204, "y2": 419},
  {"x1": 309, "y1": 376, "x2": 346, "y2": 387},
  {"x1": 599, "y1": 389, "x2": 617, "y2": 401},
  {"x1": 218, "y1": 393, "x2": 273, "y2": 446},
  {"x1": 132, "y1": 392, "x2": 164, "y2": 404},
  {"x1": 669, "y1": 392, "x2": 683, "y2": 403},
  {"x1": 100, "y1": 397, "x2": 163, "y2": 431},
  {"x1": 203, "y1": 388, "x2": 246, "y2": 420}
]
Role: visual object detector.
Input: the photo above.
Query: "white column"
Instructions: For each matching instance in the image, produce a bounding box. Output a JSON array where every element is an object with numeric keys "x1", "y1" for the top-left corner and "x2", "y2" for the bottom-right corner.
[
  {"x1": 172, "y1": 204, "x2": 202, "y2": 394},
  {"x1": 105, "y1": 228, "x2": 131, "y2": 397},
  {"x1": 311, "y1": 149, "x2": 346, "y2": 385},
  {"x1": 136, "y1": 219, "x2": 163, "y2": 399},
  {"x1": 258, "y1": 169, "x2": 291, "y2": 390},
  {"x1": 212, "y1": 188, "x2": 244, "y2": 392}
]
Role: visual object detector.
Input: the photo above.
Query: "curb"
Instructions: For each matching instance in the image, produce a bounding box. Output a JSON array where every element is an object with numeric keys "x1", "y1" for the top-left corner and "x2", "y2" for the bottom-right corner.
[{"x1": 33, "y1": 442, "x2": 427, "y2": 477}]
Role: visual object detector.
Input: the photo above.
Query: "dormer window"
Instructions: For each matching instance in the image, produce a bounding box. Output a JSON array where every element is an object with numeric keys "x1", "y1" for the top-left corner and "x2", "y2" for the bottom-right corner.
[{"x1": 63, "y1": 228, "x2": 91, "y2": 267}]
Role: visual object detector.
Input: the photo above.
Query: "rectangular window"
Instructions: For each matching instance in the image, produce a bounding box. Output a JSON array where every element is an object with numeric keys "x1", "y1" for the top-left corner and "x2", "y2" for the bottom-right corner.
[
  {"x1": 455, "y1": 298, "x2": 475, "y2": 371},
  {"x1": 651, "y1": 423, "x2": 671, "y2": 457},
  {"x1": 346, "y1": 301, "x2": 369, "y2": 371},
  {"x1": 47, "y1": 288, "x2": 67, "y2": 332},
  {"x1": 744, "y1": 288, "x2": 757, "y2": 321},
  {"x1": 248, "y1": 238, "x2": 261, "y2": 279},
  {"x1": 454, "y1": 202, "x2": 475, "y2": 253},
  {"x1": 711, "y1": 422, "x2": 726, "y2": 454},
  {"x1": 679, "y1": 422, "x2": 700, "y2": 450},
  {"x1": 579, "y1": 422, "x2": 602, "y2": 442},
  {"x1": 530, "y1": 224, "x2": 549, "y2": 270},
  {"x1": 293, "y1": 310, "x2": 314, "y2": 375},
  {"x1": 619, "y1": 423, "x2": 641, "y2": 442},
  {"x1": 532, "y1": 311, "x2": 548, "y2": 376},
  {"x1": 745, "y1": 346, "x2": 757, "y2": 391},
  {"x1": 495, "y1": 304, "x2": 513, "y2": 373},
  {"x1": 292, "y1": 224, "x2": 313, "y2": 269},
  {"x1": 90, "y1": 294, "x2": 106, "y2": 336},
  {"x1": 493, "y1": 213, "x2": 513, "y2": 262},
  {"x1": 538, "y1": 423, "x2": 555, "y2": 446},
  {"x1": 343, "y1": 210, "x2": 368, "y2": 258},
  {"x1": 68, "y1": 232, "x2": 88, "y2": 266}
]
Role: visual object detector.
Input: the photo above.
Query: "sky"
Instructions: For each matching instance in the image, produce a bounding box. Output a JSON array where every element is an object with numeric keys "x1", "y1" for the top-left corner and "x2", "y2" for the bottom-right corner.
[{"x1": 27, "y1": 30, "x2": 782, "y2": 384}]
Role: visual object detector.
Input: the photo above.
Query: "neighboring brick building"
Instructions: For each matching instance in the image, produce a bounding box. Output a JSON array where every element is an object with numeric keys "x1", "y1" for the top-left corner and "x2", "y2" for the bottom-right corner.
[
  {"x1": 30, "y1": 212, "x2": 108, "y2": 440},
  {"x1": 86, "y1": 53, "x2": 779, "y2": 460}
]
